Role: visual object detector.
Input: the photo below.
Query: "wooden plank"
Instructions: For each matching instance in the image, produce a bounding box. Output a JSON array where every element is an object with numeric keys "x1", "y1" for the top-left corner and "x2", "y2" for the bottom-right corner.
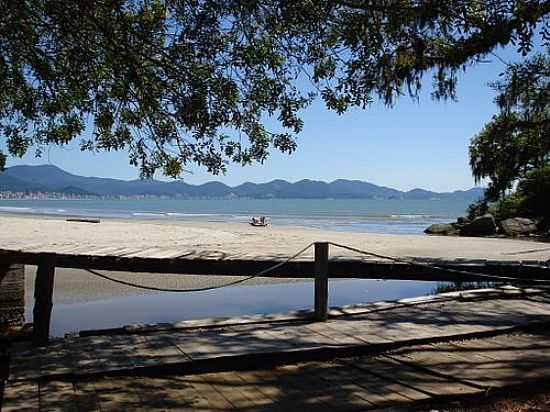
[
  {"x1": 0, "y1": 263, "x2": 24, "y2": 327},
  {"x1": 233, "y1": 369, "x2": 309, "y2": 412},
  {"x1": 195, "y1": 371, "x2": 257, "y2": 410},
  {"x1": 91, "y1": 378, "x2": 145, "y2": 411},
  {"x1": 39, "y1": 380, "x2": 78, "y2": 411},
  {"x1": 335, "y1": 358, "x2": 433, "y2": 403},
  {"x1": 499, "y1": 299, "x2": 550, "y2": 316},
  {"x1": 87, "y1": 246, "x2": 137, "y2": 256},
  {"x1": 7, "y1": 342, "x2": 42, "y2": 382},
  {"x1": 243, "y1": 366, "x2": 334, "y2": 412},
  {"x1": 16, "y1": 243, "x2": 57, "y2": 253},
  {"x1": 2, "y1": 248, "x2": 549, "y2": 281},
  {"x1": 390, "y1": 336, "x2": 550, "y2": 388},
  {"x1": 345, "y1": 356, "x2": 481, "y2": 398},
  {"x1": 280, "y1": 323, "x2": 356, "y2": 348},
  {"x1": 130, "y1": 334, "x2": 191, "y2": 368},
  {"x1": 366, "y1": 299, "x2": 548, "y2": 338},
  {"x1": 183, "y1": 373, "x2": 237, "y2": 410},
  {"x1": 114, "y1": 247, "x2": 159, "y2": 257},
  {"x1": 69, "y1": 335, "x2": 140, "y2": 375},
  {"x1": 41, "y1": 244, "x2": 92, "y2": 255},
  {"x1": 227, "y1": 323, "x2": 335, "y2": 353},
  {"x1": 147, "y1": 248, "x2": 193, "y2": 259},
  {"x1": 1, "y1": 380, "x2": 40, "y2": 412},
  {"x1": 169, "y1": 329, "x2": 248, "y2": 360},
  {"x1": 321, "y1": 320, "x2": 394, "y2": 345},
  {"x1": 218, "y1": 371, "x2": 277, "y2": 409},
  {"x1": 452, "y1": 335, "x2": 550, "y2": 363},
  {"x1": 386, "y1": 344, "x2": 495, "y2": 388},
  {"x1": 246, "y1": 369, "x2": 307, "y2": 407},
  {"x1": 302, "y1": 322, "x2": 367, "y2": 346},
  {"x1": 32, "y1": 257, "x2": 56, "y2": 346},
  {"x1": 36, "y1": 340, "x2": 73, "y2": 379},
  {"x1": 359, "y1": 312, "x2": 475, "y2": 343},
  {"x1": 309, "y1": 360, "x2": 424, "y2": 406},
  {"x1": 118, "y1": 312, "x2": 309, "y2": 335},
  {"x1": 293, "y1": 362, "x2": 383, "y2": 408},
  {"x1": 117, "y1": 247, "x2": 166, "y2": 258},
  {"x1": 256, "y1": 363, "x2": 370, "y2": 412},
  {"x1": 227, "y1": 325, "x2": 303, "y2": 352},
  {"x1": 73, "y1": 380, "x2": 101, "y2": 412},
  {"x1": 130, "y1": 376, "x2": 203, "y2": 411}
]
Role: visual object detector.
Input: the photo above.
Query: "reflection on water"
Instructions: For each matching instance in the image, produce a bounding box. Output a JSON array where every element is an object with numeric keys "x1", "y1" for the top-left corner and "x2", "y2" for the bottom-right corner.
[{"x1": 25, "y1": 279, "x2": 437, "y2": 336}]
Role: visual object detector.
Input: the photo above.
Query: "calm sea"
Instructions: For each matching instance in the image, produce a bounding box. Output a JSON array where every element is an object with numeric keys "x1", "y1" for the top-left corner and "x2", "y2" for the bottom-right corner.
[{"x1": 0, "y1": 198, "x2": 469, "y2": 234}]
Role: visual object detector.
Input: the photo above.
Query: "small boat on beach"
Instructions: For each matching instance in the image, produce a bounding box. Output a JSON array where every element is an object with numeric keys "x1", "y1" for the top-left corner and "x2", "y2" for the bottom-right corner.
[{"x1": 250, "y1": 216, "x2": 268, "y2": 227}]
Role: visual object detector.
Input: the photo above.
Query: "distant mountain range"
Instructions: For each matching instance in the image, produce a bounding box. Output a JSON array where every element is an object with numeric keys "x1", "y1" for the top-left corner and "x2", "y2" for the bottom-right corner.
[{"x1": 0, "y1": 165, "x2": 485, "y2": 200}]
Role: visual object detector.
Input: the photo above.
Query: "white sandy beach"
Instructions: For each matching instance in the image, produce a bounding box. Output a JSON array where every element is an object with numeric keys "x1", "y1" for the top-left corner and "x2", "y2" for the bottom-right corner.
[{"x1": 2, "y1": 214, "x2": 549, "y2": 260}]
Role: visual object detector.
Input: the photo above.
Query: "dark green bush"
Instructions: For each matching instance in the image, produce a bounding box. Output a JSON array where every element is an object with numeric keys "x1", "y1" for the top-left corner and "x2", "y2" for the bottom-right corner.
[
  {"x1": 483, "y1": 166, "x2": 550, "y2": 226},
  {"x1": 490, "y1": 192, "x2": 526, "y2": 221},
  {"x1": 466, "y1": 199, "x2": 489, "y2": 220},
  {"x1": 516, "y1": 166, "x2": 550, "y2": 220}
]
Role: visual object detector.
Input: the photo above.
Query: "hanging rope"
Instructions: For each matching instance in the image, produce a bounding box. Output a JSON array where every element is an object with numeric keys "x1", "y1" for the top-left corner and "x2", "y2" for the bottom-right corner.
[
  {"x1": 328, "y1": 241, "x2": 550, "y2": 285},
  {"x1": 83, "y1": 241, "x2": 550, "y2": 292},
  {"x1": 83, "y1": 242, "x2": 314, "y2": 293}
]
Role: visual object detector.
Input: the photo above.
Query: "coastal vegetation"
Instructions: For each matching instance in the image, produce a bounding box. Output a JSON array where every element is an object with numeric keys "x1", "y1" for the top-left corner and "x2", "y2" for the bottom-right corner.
[
  {"x1": 1, "y1": 1, "x2": 548, "y2": 177},
  {"x1": 466, "y1": 52, "x2": 549, "y2": 234}
]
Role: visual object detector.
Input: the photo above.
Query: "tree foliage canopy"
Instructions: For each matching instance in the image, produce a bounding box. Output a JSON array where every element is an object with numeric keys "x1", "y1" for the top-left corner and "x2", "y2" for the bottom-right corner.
[
  {"x1": 469, "y1": 52, "x2": 549, "y2": 201},
  {"x1": 1, "y1": 0, "x2": 549, "y2": 177}
]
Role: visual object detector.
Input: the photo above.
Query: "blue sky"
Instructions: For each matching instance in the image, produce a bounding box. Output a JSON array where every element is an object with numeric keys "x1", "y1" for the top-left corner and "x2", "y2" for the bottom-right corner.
[{"x1": 5, "y1": 46, "x2": 524, "y2": 192}]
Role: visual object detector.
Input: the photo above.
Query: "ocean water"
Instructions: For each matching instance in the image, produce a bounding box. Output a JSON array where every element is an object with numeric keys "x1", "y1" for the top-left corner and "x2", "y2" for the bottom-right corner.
[{"x1": 0, "y1": 198, "x2": 470, "y2": 234}]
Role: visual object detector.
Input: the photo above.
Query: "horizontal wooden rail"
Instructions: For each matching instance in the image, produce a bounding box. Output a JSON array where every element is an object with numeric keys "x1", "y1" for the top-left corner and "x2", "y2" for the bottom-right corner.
[{"x1": 0, "y1": 250, "x2": 549, "y2": 282}]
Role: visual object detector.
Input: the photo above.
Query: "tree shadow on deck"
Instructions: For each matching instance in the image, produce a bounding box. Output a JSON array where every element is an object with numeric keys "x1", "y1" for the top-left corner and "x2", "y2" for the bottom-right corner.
[{"x1": 6, "y1": 328, "x2": 550, "y2": 410}]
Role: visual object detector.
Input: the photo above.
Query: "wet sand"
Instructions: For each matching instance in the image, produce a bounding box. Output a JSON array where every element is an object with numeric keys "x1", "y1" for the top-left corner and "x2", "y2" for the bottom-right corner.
[{"x1": 23, "y1": 266, "x2": 307, "y2": 305}]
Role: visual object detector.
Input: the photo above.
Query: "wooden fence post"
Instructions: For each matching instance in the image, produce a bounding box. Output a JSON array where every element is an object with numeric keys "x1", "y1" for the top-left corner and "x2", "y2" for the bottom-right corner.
[
  {"x1": 314, "y1": 242, "x2": 329, "y2": 321},
  {"x1": 33, "y1": 256, "x2": 56, "y2": 346},
  {"x1": 0, "y1": 263, "x2": 25, "y2": 327}
]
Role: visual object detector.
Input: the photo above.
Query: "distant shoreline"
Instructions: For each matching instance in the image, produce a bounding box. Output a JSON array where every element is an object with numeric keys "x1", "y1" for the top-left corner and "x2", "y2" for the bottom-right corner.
[
  {"x1": 1, "y1": 164, "x2": 485, "y2": 201},
  {"x1": 0, "y1": 193, "x2": 476, "y2": 201}
]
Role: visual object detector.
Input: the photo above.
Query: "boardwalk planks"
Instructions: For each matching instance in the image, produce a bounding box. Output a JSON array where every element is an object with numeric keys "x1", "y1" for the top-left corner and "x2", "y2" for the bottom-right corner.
[{"x1": 6, "y1": 318, "x2": 550, "y2": 410}]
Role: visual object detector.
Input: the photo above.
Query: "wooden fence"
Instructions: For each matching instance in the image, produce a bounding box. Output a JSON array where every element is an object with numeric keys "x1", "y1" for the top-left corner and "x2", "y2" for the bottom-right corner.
[{"x1": 1, "y1": 242, "x2": 549, "y2": 346}]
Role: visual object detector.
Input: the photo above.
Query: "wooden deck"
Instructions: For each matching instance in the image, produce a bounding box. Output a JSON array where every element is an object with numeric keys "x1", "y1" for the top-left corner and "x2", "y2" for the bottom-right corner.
[
  {"x1": 7, "y1": 332, "x2": 550, "y2": 412},
  {"x1": 4, "y1": 288, "x2": 550, "y2": 411}
]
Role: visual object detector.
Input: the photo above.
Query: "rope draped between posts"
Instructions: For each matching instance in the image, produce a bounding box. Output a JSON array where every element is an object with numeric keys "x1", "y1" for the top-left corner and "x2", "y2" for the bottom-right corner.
[
  {"x1": 328, "y1": 242, "x2": 550, "y2": 285},
  {"x1": 83, "y1": 242, "x2": 315, "y2": 293},
  {"x1": 82, "y1": 241, "x2": 550, "y2": 293}
]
